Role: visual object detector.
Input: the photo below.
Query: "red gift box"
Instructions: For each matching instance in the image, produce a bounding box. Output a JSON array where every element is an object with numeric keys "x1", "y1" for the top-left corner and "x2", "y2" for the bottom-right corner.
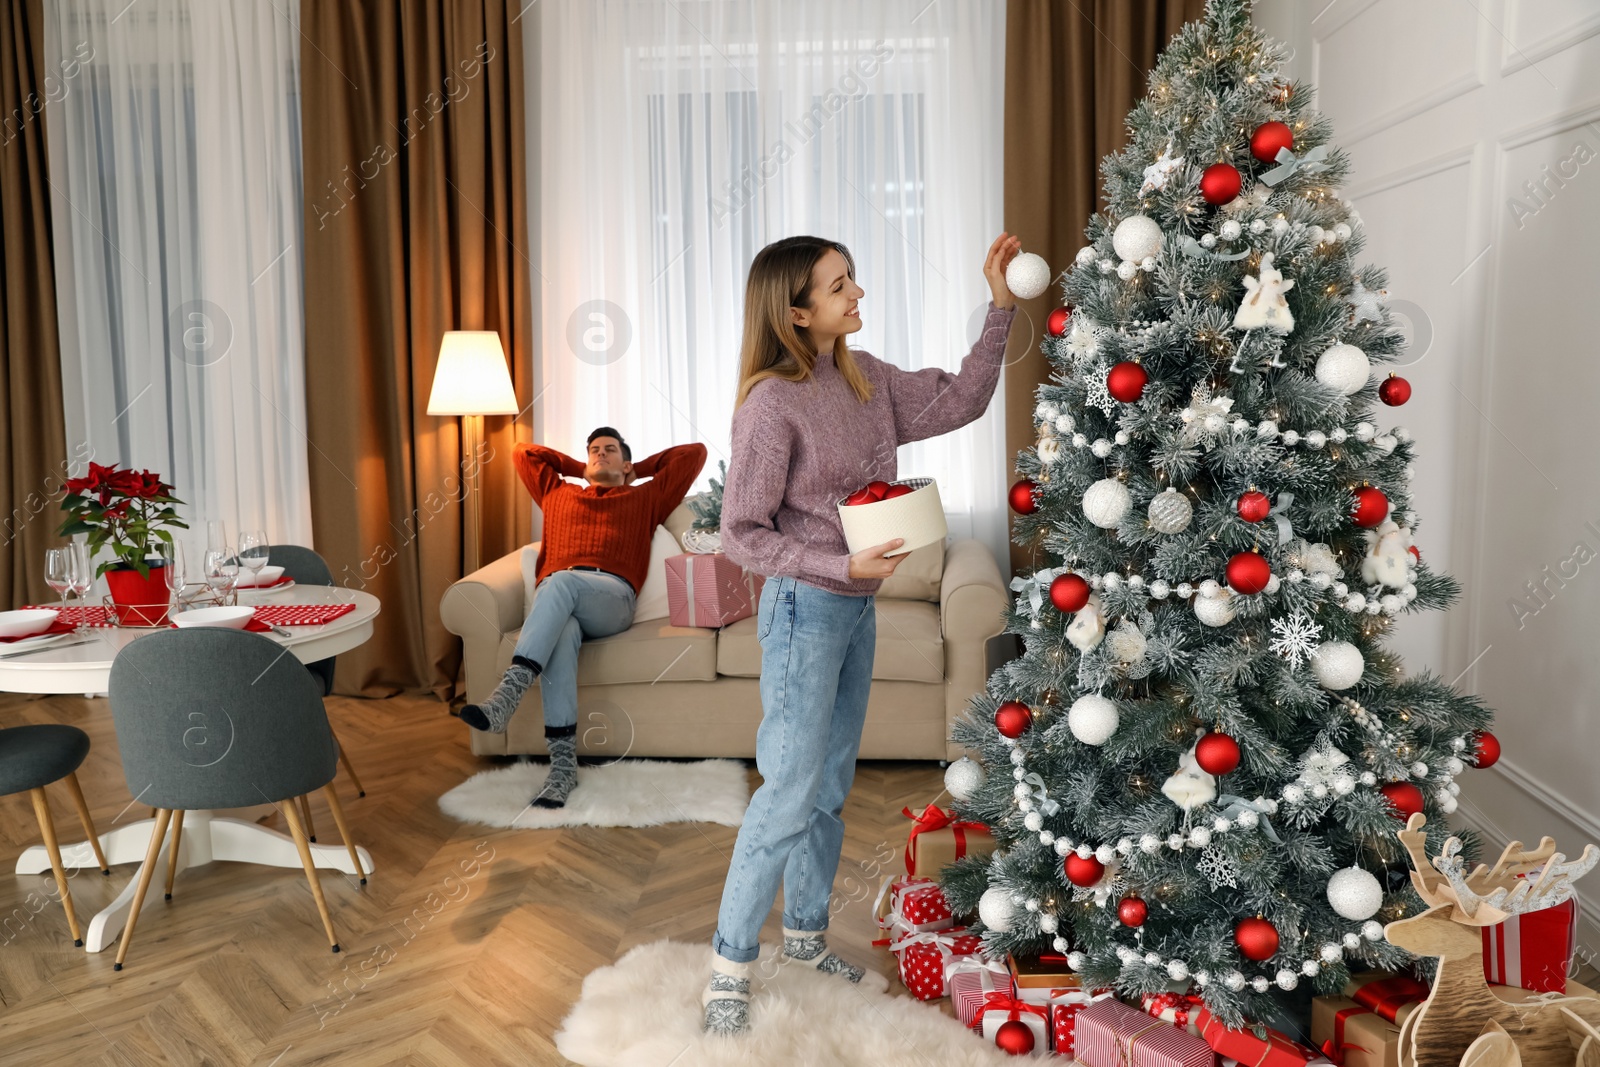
[
  {"x1": 1142, "y1": 992, "x2": 1207, "y2": 1036},
  {"x1": 1050, "y1": 989, "x2": 1116, "y2": 1057},
  {"x1": 664, "y1": 552, "x2": 763, "y2": 628},
  {"x1": 890, "y1": 927, "x2": 986, "y2": 1000},
  {"x1": 1482, "y1": 895, "x2": 1577, "y2": 993},
  {"x1": 951, "y1": 967, "x2": 1013, "y2": 1028},
  {"x1": 874, "y1": 877, "x2": 955, "y2": 939},
  {"x1": 1077, "y1": 998, "x2": 1214, "y2": 1067},
  {"x1": 1197, "y1": 1007, "x2": 1319, "y2": 1067}
]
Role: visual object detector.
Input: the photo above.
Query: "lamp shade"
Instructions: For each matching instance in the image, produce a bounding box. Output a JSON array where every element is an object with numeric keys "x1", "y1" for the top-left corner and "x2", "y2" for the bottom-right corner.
[{"x1": 427, "y1": 331, "x2": 518, "y2": 416}]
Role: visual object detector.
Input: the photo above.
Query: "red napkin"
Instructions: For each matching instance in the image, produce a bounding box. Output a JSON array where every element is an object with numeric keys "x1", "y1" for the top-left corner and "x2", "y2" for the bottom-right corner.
[
  {"x1": 0, "y1": 618, "x2": 75, "y2": 643},
  {"x1": 254, "y1": 603, "x2": 356, "y2": 627}
]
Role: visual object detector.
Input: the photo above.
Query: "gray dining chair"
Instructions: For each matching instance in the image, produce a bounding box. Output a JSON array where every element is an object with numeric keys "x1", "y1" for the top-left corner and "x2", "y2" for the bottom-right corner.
[
  {"x1": 0, "y1": 724, "x2": 110, "y2": 947},
  {"x1": 107, "y1": 627, "x2": 366, "y2": 970}
]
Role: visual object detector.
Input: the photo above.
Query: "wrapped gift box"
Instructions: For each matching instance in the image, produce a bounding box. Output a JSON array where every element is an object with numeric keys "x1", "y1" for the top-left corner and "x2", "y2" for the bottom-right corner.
[
  {"x1": 1196, "y1": 1007, "x2": 1319, "y2": 1067},
  {"x1": 891, "y1": 927, "x2": 988, "y2": 1001},
  {"x1": 874, "y1": 876, "x2": 955, "y2": 938},
  {"x1": 1483, "y1": 895, "x2": 1578, "y2": 993},
  {"x1": 1142, "y1": 992, "x2": 1207, "y2": 1036},
  {"x1": 901, "y1": 802, "x2": 995, "y2": 879},
  {"x1": 1076, "y1": 997, "x2": 1214, "y2": 1067},
  {"x1": 1009, "y1": 952, "x2": 1080, "y2": 992},
  {"x1": 1049, "y1": 989, "x2": 1116, "y2": 1058},
  {"x1": 951, "y1": 967, "x2": 1013, "y2": 1029},
  {"x1": 974, "y1": 991, "x2": 1052, "y2": 1055},
  {"x1": 664, "y1": 552, "x2": 763, "y2": 628}
]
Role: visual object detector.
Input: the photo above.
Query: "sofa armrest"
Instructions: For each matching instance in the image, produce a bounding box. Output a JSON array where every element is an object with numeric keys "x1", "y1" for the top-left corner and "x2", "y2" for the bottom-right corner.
[
  {"x1": 939, "y1": 538, "x2": 1009, "y2": 761},
  {"x1": 440, "y1": 549, "x2": 527, "y2": 706}
]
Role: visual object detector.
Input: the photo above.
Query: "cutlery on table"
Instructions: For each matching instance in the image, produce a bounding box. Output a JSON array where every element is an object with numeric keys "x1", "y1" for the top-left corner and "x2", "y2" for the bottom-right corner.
[{"x1": 0, "y1": 637, "x2": 97, "y2": 660}]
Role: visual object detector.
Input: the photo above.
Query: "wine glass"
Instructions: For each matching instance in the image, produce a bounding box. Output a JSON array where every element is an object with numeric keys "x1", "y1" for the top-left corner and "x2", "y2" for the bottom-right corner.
[
  {"x1": 207, "y1": 519, "x2": 229, "y2": 555},
  {"x1": 162, "y1": 541, "x2": 187, "y2": 616},
  {"x1": 204, "y1": 547, "x2": 240, "y2": 607},
  {"x1": 45, "y1": 549, "x2": 72, "y2": 610},
  {"x1": 67, "y1": 542, "x2": 94, "y2": 632},
  {"x1": 238, "y1": 530, "x2": 269, "y2": 589}
]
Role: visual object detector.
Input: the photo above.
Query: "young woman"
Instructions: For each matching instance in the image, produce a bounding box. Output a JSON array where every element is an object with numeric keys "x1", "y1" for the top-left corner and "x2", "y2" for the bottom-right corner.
[{"x1": 703, "y1": 233, "x2": 1021, "y2": 1034}]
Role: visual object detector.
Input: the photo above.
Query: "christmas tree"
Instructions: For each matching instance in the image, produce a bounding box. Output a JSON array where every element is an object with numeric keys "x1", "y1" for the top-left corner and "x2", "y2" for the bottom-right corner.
[{"x1": 941, "y1": 0, "x2": 1498, "y2": 1029}]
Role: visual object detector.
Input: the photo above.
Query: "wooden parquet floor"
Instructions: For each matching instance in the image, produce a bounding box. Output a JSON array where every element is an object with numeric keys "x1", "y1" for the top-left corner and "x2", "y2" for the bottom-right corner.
[{"x1": 0, "y1": 690, "x2": 948, "y2": 1066}]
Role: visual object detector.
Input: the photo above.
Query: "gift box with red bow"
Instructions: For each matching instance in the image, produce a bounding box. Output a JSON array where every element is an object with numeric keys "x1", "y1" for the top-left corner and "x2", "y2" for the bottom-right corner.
[
  {"x1": 1482, "y1": 895, "x2": 1577, "y2": 993},
  {"x1": 664, "y1": 552, "x2": 764, "y2": 628},
  {"x1": 951, "y1": 966, "x2": 1014, "y2": 1029},
  {"x1": 873, "y1": 877, "x2": 955, "y2": 939},
  {"x1": 890, "y1": 927, "x2": 993, "y2": 1001},
  {"x1": 1142, "y1": 992, "x2": 1207, "y2": 1036},
  {"x1": 975, "y1": 990, "x2": 1052, "y2": 1055},
  {"x1": 1196, "y1": 1007, "x2": 1319, "y2": 1067},
  {"x1": 1076, "y1": 997, "x2": 1214, "y2": 1067},
  {"x1": 1049, "y1": 988, "x2": 1116, "y2": 1057},
  {"x1": 901, "y1": 802, "x2": 995, "y2": 879}
]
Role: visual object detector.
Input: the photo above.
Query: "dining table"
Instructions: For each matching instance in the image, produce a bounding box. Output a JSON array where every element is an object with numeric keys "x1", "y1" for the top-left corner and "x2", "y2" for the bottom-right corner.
[{"x1": 0, "y1": 583, "x2": 381, "y2": 953}]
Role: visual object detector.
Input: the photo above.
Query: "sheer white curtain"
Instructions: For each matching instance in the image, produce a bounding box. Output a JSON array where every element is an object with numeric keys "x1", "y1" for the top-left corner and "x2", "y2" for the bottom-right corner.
[
  {"x1": 45, "y1": 0, "x2": 311, "y2": 556},
  {"x1": 526, "y1": 0, "x2": 1010, "y2": 566}
]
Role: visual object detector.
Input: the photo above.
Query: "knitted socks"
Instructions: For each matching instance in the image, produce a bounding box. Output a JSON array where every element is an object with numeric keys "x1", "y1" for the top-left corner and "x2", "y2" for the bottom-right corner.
[
  {"x1": 781, "y1": 928, "x2": 864, "y2": 983},
  {"x1": 701, "y1": 955, "x2": 751, "y2": 1036},
  {"x1": 458, "y1": 655, "x2": 539, "y2": 733},
  {"x1": 531, "y1": 725, "x2": 578, "y2": 808}
]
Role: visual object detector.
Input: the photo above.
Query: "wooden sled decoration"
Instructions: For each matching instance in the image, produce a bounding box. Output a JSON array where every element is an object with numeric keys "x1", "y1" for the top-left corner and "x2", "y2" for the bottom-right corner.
[{"x1": 1384, "y1": 813, "x2": 1600, "y2": 1067}]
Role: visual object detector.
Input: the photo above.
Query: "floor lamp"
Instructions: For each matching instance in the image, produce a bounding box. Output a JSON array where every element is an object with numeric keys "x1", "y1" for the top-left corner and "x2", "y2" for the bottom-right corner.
[{"x1": 427, "y1": 331, "x2": 519, "y2": 576}]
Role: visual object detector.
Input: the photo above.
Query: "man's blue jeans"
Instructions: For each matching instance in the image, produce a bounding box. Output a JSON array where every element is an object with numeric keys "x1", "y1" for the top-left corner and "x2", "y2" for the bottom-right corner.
[
  {"x1": 512, "y1": 568, "x2": 637, "y2": 729},
  {"x1": 712, "y1": 575, "x2": 876, "y2": 964}
]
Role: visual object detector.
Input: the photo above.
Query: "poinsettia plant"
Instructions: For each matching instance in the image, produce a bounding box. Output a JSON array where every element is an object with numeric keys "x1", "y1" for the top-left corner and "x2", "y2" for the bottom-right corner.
[{"x1": 57, "y1": 462, "x2": 188, "y2": 578}]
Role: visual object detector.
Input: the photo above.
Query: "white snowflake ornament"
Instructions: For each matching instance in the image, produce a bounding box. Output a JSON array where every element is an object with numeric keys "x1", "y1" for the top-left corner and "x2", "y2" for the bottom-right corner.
[
  {"x1": 1348, "y1": 279, "x2": 1388, "y2": 324},
  {"x1": 1269, "y1": 611, "x2": 1323, "y2": 667}
]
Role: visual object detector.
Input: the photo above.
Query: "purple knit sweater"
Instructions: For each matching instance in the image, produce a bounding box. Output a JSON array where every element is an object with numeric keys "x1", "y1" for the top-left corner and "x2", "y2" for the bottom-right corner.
[{"x1": 721, "y1": 302, "x2": 1017, "y2": 596}]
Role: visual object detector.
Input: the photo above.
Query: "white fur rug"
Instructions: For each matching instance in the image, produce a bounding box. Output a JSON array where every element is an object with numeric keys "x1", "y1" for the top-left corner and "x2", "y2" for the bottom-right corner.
[
  {"x1": 437, "y1": 758, "x2": 749, "y2": 829},
  {"x1": 556, "y1": 940, "x2": 1015, "y2": 1066}
]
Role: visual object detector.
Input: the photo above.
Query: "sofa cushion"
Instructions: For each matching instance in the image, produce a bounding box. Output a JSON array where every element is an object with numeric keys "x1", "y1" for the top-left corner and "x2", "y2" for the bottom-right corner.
[
  {"x1": 716, "y1": 598, "x2": 943, "y2": 683},
  {"x1": 875, "y1": 539, "x2": 944, "y2": 601},
  {"x1": 498, "y1": 617, "x2": 718, "y2": 685}
]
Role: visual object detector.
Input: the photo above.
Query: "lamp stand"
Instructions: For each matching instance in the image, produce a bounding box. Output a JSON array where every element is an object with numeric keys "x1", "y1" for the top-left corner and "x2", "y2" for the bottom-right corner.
[{"x1": 462, "y1": 413, "x2": 484, "y2": 576}]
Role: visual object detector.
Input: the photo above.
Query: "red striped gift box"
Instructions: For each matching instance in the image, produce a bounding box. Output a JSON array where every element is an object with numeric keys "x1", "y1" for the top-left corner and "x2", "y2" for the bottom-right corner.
[
  {"x1": 1482, "y1": 895, "x2": 1577, "y2": 993},
  {"x1": 1077, "y1": 997, "x2": 1214, "y2": 1067}
]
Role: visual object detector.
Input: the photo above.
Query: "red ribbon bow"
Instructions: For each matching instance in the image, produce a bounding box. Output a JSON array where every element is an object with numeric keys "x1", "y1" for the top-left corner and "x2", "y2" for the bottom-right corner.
[
  {"x1": 1351, "y1": 975, "x2": 1429, "y2": 1023},
  {"x1": 902, "y1": 803, "x2": 985, "y2": 876},
  {"x1": 977, "y1": 990, "x2": 1051, "y2": 1025}
]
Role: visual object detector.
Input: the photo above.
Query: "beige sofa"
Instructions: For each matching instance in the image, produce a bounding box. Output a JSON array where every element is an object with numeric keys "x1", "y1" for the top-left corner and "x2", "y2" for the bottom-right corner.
[{"x1": 439, "y1": 497, "x2": 1010, "y2": 762}]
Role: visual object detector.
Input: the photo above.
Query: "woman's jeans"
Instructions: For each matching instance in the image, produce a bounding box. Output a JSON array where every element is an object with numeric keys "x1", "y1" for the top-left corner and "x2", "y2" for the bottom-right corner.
[
  {"x1": 512, "y1": 568, "x2": 637, "y2": 729},
  {"x1": 712, "y1": 575, "x2": 876, "y2": 964}
]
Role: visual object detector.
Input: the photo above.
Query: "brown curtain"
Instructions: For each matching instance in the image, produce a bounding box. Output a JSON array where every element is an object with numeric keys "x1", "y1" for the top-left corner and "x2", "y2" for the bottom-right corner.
[
  {"x1": 300, "y1": 0, "x2": 533, "y2": 698},
  {"x1": 1002, "y1": 0, "x2": 1204, "y2": 577},
  {"x1": 0, "y1": 0, "x2": 69, "y2": 608}
]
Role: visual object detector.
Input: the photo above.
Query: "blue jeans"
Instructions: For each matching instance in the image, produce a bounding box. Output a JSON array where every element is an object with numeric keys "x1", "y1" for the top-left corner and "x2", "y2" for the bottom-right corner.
[
  {"x1": 712, "y1": 575, "x2": 876, "y2": 964},
  {"x1": 512, "y1": 568, "x2": 637, "y2": 729}
]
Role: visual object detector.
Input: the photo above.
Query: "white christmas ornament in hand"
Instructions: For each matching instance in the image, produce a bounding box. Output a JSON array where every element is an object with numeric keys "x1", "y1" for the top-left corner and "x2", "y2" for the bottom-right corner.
[
  {"x1": 1147, "y1": 488, "x2": 1193, "y2": 534},
  {"x1": 1112, "y1": 215, "x2": 1163, "y2": 263},
  {"x1": 1162, "y1": 738, "x2": 1218, "y2": 811},
  {"x1": 1066, "y1": 594, "x2": 1107, "y2": 652},
  {"x1": 1360, "y1": 520, "x2": 1413, "y2": 590},
  {"x1": 978, "y1": 886, "x2": 1018, "y2": 932},
  {"x1": 1311, "y1": 640, "x2": 1364, "y2": 690},
  {"x1": 1233, "y1": 252, "x2": 1296, "y2": 334},
  {"x1": 1067, "y1": 693, "x2": 1119, "y2": 746},
  {"x1": 944, "y1": 757, "x2": 985, "y2": 802},
  {"x1": 1194, "y1": 587, "x2": 1237, "y2": 627},
  {"x1": 1083, "y1": 478, "x2": 1132, "y2": 529},
  {"x1": 1315, "y1": 343, "x2": 1370, "y2": 396},
  {"x1": 1005, "y1": 252, "x2": 1053, "y2": 301},
  {"x1": 1326, "y1": 867, "x2": 1384, "y2": 921}
]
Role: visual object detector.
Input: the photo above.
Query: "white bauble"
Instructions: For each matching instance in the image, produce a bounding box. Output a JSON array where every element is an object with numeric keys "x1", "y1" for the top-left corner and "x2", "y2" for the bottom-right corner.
[
  {"x1": 1327, "y1": 867, "x2": 1384, "y2": 920},
  {"x1": 944, "y1": 756, "x2": 986, "y2": 802},
  {"x1": 1116, "y1": 260, "x2": 1139, "y2": 281},
  {"x1": 1147, "y1": 488, "x2": 1193, "y2": 534},
  {"x1": 1363, "y1": 921, "x2": 1386, "y2": 942},
  {"x1": 1311, "y1": 640, "x2": 1365, "y2": 690},
  {"x1": 1194, "y1": 590, "x2": 1237, "y2": 627},
  {"x1": 1067, "y1": 693, "x2": 1120, "y2": 746},
  {"x1": 1112, "y1": 214, "x2": 1164, "y2": 263},
  {"x1": 1083, "y1": 478, "x2": 1132, "y2": 529},
  {"x1": 1316, "y1": 343, "x2": 1371, "y2": 396},
  {"x1": 1106, "y1": 622, "x2": 1148, "y2": 665},
  {"x1": 1005, "y1": 252, "x2": 1052, "y2": 300},
  {"x1": 1024, "y1": 811, "x2": 1044, "y2": 832},
  {"x1": 978, "y1": 886, "x2": 1017, "y2": 932}
]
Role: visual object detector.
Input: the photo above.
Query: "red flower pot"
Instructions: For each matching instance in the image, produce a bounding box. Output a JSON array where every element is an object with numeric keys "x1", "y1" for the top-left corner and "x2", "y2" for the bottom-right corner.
[{"x1": 104, "y1": 564, "x2": 171, "y2": 627}]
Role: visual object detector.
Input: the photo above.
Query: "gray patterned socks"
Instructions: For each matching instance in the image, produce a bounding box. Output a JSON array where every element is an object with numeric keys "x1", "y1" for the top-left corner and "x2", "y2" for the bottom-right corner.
[
  {"x1": 458, "y1": 656, "x2": 539, "y2": 733},
  {"x1": 531, "y1": 726, "x2": 578, "y2": 808},
  {"x1": 782, "y1": 928, "x2": 864, "y2": 982},
  {"x1": 701, "y1": 956, "x2": 751, "y2": 1036}
]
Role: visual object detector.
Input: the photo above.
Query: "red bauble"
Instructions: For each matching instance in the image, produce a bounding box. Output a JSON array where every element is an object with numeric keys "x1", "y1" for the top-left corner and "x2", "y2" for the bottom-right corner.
[
  {"x1": 1380, "y1": 781, "x2": 1426, "y2": 819},
  {"x1": 1408, "y1": 545, "x2": 1422, "y2": 562},
  {"x1": 1049, "y1": 573, "x2": 1092, "y2": 613},
  {"x1": 1472, "y1": 731, "x2": 1501, "y2": 769},
  {"x1": 1236, "y1": 490, "x2": 1271, "y2": 523},
  {"x1": 1046, "y1": 306, "x2": 1072, "y2": 337},
  {"x1": 1227, "y1": 551, "x2": 1272, "y2": 595},
  {"x1": 1064, "y1": 853, "x2": 1106, "y2": 887},
  {"x1": 1117, "y1": 896, "x2": 1149, "y2": 928},
  {"x1": 1235, "y1": 916, "x2": 1280, "y2": 961},
  {"x1": 1200, "y1": 162, "x2": 1243, "y2": 205},
  {"x1": 1251, "y1": 121, "x2": 1294, "y2": 164},
  {"x1": 1379, "y1": 374, "x2": 1412, "y2": 407},
  {"x1": 882, "y1": 483, "x2": 914, "y2": 499},
  {"x1": 866, "y1": 480, "x2": 890, "y2": 499},
  {"x1": 1106, "y1": 361, "x2": 1149, "y2": 403},
  {"x1": 995, "y1": 701, "x2": 1034, "y2": 739},
  {"x1": 994, "y1": 1019, "x2": 1036, "y2": 1055},
  {"x1": 844, "y1": 487, "x2": 876, "y2": 506},
  {"x1": 1195, "y1": 732, "x2": 1242, "y2": 775},
  {"x1": 1351, "y1": 486, "x2": 1390, "y2": 528},
  {"x1": 1009, "y1": 479, "x2": 1039, "y2": 515}
]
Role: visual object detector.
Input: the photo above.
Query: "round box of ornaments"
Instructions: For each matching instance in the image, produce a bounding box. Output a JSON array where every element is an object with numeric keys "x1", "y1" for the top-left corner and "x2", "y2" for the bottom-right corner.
[{"x1": 836, "y1": 477, "x2": 947, "y2": 558}]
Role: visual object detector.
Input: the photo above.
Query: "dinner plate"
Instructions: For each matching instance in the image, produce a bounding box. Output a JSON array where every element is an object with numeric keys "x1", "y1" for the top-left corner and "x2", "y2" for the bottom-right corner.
[
  {"x1": 0, "y1": 632, "x2": 70, "y2": 655},
  {"x1": 238, "y1": 580, "x2": 296, "y2": 597}
]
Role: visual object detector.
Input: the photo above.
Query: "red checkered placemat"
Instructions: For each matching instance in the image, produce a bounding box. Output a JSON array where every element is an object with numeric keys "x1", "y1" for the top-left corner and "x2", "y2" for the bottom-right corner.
[
  {"x1": 254, "y1": 603, "x2": 357, "y2": 627},
  {"x1": 20, "y1": 606, "x2": 115, "y2": 627}
]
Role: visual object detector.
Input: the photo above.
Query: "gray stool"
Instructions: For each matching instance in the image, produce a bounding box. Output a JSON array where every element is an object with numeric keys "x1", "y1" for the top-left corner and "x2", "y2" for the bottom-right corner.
[{"x1": 0, "y1": 725, "x2": 111, "y2": 947}]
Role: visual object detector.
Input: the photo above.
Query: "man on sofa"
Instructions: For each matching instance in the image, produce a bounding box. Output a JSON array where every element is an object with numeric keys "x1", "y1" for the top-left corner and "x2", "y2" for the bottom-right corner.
[{"x1": 458, "y1": 426, "x2": 707, "y2": 807}]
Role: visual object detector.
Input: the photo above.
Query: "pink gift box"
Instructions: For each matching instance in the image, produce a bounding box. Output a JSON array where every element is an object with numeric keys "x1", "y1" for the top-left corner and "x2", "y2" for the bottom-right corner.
[
  {"x1": 664, "y1": 552, "x2": 763, "y2": 628},
  {"x1": 891, "y1": 927, "x2": 987, "y2": 1000},
  {"x1": 1077, "y1": 997, "x2": 1214, "y2": 1067},
  {"x1": 951, "y1": 966, "x2": 1013, "y2": 1028},
  {"x1": 1482, "y1": 895, "x2": 1577, "y2": 993}
]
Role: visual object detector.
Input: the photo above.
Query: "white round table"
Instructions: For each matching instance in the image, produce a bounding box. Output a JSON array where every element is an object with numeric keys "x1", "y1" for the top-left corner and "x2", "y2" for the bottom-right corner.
[{"x1": 2, "y1": 586, "x2": 381, "y2": 953}]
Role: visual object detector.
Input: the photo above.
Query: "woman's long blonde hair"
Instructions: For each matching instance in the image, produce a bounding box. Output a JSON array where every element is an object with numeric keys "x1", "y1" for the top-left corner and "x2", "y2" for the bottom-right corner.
[{"x1": 734, "y1": 236, "x2": 875, "y2": 411}]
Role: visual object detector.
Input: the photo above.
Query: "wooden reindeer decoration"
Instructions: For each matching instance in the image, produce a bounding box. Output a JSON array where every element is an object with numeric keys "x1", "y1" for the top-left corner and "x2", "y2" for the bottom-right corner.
[{"x1": 1383, "y1": 813, "x2": 1600, "y2": 1067}]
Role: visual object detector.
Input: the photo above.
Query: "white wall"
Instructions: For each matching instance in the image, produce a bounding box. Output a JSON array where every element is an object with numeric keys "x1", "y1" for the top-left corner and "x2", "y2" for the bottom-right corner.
[{"x1": 1255, "y1": 0, "x2": 1600, "y2": 955}]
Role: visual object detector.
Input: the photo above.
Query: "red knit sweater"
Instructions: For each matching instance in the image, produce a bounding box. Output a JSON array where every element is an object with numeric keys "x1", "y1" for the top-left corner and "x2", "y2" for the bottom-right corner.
[{"x1": 513, "y1": 442, "x2": 708, "y2": 594}]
